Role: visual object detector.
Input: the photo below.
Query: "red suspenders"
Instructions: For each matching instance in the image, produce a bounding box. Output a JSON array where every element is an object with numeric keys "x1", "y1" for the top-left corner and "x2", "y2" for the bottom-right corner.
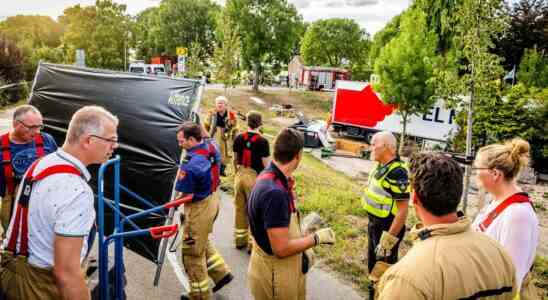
[
  {"x1": 479, "y1": 193, "x2": 532, "y2": 232},
  {"x1": 256, "y1": 171, "x2": 296, "y2": 213},
  {"x1": 1, "y1": 133, "x2": 45, "y2": 196},
  {"x1": 6, "y1": 159, "x2": 81, "y2": 256},
  {"x1": 194, "y1": 143, "x2": 220, "y2": 192},
  {"x1": 240, "y1": 132, "x2": 260, "y2": 168}
]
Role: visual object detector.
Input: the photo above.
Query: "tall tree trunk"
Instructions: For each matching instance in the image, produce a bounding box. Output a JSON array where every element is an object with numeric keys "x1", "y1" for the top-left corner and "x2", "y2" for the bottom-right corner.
[
  {"x1": 253, "y1": 62, "x2": 260, "y2": 92},
  {"x1": 462, "y1": 79, "x2": 475, "y2": 215}
]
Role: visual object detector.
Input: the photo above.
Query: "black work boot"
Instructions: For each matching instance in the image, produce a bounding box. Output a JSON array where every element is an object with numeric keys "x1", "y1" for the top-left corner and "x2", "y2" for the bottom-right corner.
[{"x1": 213, "y1": 273, "x2": 234, "y2": 293}]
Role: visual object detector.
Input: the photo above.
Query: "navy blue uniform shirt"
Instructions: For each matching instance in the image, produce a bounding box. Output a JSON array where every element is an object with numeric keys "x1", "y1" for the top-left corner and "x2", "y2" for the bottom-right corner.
[
  {"x1": 0, "y1": 132, "x2": 58, "y2": 197},
  {"x1": 175, "y1": 143, "x2": 212, "y2": 202},
  {"x1": 247, "y1": 162, "x2": 292, "y2": 255}
]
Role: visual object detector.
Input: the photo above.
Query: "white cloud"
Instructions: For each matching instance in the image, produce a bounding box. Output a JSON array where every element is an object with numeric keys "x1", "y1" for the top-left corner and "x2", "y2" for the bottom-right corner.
[{"x1": 1, "y1": 0, "x2": 410, "y2": 34}]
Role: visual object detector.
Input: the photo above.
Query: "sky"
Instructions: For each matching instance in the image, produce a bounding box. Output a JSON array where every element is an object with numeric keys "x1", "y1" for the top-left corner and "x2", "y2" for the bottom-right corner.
[{"x1": 0, "y1": 0, "x2": 411, "y2": 35}]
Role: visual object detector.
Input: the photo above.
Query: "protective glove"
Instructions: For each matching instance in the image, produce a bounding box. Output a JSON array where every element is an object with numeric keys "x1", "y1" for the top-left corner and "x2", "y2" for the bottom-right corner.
[
  {"x1": 375, "y1": 231, "x2": 399, "y2": 259},
  {"x1": 313, "y1": 228, "x2": 336, "y2": 246}
]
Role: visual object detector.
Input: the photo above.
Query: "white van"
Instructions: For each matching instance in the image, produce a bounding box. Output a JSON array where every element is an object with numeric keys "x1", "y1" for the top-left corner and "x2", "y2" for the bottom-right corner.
[{"x1": 129, "y1": 62, "x2": 147, "y2": 75}]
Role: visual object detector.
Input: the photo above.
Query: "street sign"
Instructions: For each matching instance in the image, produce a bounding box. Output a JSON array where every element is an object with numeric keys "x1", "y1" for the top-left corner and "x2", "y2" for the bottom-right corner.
[{"x1": 176, "y1": 47, "x2": 188, "y2": 57}]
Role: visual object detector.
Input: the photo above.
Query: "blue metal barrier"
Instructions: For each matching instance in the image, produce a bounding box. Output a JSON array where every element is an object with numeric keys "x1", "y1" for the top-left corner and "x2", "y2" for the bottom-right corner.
[{"x1": 97, "y1": 156, "x2": 189, "y2": 300}]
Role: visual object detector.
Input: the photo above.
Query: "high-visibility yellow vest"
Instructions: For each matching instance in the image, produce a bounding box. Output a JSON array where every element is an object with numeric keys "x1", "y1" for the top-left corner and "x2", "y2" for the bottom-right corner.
[{"x1": 363, "y1": 160, "x2": 409, "y2": 218}]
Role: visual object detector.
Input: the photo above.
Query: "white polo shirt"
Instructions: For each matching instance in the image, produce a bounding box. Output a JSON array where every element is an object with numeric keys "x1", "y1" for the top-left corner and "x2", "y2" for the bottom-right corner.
[
  {"x1": 472, "y1": 197, "x2": 539, "y2": 288},
  {"x1": 2, "y1": 149, "x2": 95, "y2": 269}
]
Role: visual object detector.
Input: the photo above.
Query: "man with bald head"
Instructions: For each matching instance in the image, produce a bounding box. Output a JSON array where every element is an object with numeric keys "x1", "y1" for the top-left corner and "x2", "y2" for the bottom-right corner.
[{"x1": 363, "y1": 131, "x2": 410, "y2": 298}]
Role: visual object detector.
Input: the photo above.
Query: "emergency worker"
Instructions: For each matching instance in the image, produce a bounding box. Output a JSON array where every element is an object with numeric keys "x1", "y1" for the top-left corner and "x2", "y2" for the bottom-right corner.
[
  {"x1": 376, "y1": 153, "x2": 517, "y2": 300},
  {"x1": 204, "y1": 96, "x2": 237, "y2": 176},
  {"x1": 176, "y1": 122, "x2": 232, "y2": 300},
  {"x1": 232, "y1": 111, "x2": 269, "y2": 250},
  {"x1": 472, "y1": 138, "x2": 541, "y2": 299},
  {"x1": 247, "y1": 128, "x2": 336, "y2": 300},
  {"x1": 0, "y1": 105, "x2": 57, "y2": 238},
  {"x1": 0, "y1": 106, "x2": 118, "y2": 300},
  {"x1": 362, "y1": 131, "x2": 409, "y2": 297}
]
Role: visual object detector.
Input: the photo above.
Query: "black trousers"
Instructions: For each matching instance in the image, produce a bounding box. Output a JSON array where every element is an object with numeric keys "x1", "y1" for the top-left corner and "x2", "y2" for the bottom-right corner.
[{"x1": 367, "y1": 213, "x2": 405, "y2": 272}]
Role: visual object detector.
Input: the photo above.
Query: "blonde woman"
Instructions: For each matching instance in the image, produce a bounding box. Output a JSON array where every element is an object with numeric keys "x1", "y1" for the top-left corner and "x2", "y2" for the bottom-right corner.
[{"x1": 472, "y1": 138, "x2": 540, "y2": 299}]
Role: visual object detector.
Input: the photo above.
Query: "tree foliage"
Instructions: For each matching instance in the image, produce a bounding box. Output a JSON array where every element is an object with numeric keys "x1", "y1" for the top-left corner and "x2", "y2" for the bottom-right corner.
[
  {"x1": 452, "y1": 84, "x2": 548, "y2": 172},
  {"x1": 374, "y1": 9, "x2": 438, "y2": 151},
  {"x1": 414, "y1": 0, "x2": 458, "y2": 53},
  {"x1": 0, "y1": 15, "x2": 63, "y2": 48},
  {"x1": 369, "y1": 14, "x2": 402, "y2": 68},
  {"x1": 60, "y1": 0, "x2": 131, "y2": 70},
  {"x1": 214, "y1": 11, "x2": 241, "y2": 92},
  {"x1": 494, "y1": 0, "x2": 548, "y2": 70},
  {"x1": 300, "y1": 18, "x2": 368, "y2": 67},
  {"x1": 157, "y1": 0, "x2": 219, "y2": 58},
  {"x1": 0, "y1": 36, "x2": 27, "y2": 104},
  {"x1": 518, "y1": 47, "x2": 548, "y2": 88},
  {"x1": 226, "y1": 0, "x2": 303, "y2": 91}
]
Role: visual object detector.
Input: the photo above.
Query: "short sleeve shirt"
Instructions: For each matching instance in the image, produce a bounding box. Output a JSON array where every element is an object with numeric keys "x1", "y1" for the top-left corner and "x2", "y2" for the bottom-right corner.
[
  {"x1": 0, "y1": 132, "x2": 58, "y2": 197},
  {"x1": 247, "y1": 163, "x2": 292, "y2": 255},
  {"x1": 233, "y1": 132, "x2": 270, "y2": 174},
  {"x1": 175, "y1": 143, "x2": 212, "y2": 202},
  {"x1": 2, "y1": 149, "x2": 94, "y2": 269}
]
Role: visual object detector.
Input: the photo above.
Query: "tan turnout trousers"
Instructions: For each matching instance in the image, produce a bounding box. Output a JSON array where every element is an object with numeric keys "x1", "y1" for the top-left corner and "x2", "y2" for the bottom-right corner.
[
  {"x1": 233, "y1": 167, "x2": 257, "y2": 248},
  {"x1": 0, "y1": 252, "x2": 61, "y2": 299},
  {"x1": 248, "y1": 211, "x2": 306, "y2": 300},
  {"x1": 181, "y1": 194, "x2": 230, "y2": 299},
  {"x1": 213, "y1": 128, "x2": 230, "y2": 166}
]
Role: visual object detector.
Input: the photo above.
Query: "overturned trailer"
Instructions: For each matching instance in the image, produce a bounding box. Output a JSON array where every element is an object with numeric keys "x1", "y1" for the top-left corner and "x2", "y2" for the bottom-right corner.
[{"x1": 28, "y1": 62, "x2": 202, "y2": 264}]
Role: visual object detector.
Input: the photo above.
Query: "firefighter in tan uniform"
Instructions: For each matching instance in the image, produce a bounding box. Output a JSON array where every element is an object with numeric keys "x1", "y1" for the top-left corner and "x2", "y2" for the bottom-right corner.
[
  {"x1": 247, "y1": 128, "x2": 336, "y2": 300},
  {"x1": 176, "y1": 122, "x2": 233, "y2": 300},
  {"x1": 376, "y1": 153, "x2": 517, "y2": 300},
  {"x1": 0, "y1": 105, "x2": 57, "y2": 239},
  {"x1": 204, "y1": 96, "x2": 237, "y2": 176},
  {"x1": 232, "y1": 111, "x2": 270, "y2": 250}
]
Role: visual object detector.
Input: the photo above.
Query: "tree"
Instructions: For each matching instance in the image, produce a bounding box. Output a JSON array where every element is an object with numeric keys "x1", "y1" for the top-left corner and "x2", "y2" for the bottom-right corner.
[
  {"x1": 0, "y1": 36, "x2": 26, "y2": 105},
  {"x1": 494, "y1": 0, "x2": 548, "y2": 70},
  {"x1": 369, "y1": 14, "x2": 402, "y2": 68},
  {"x1": 518, "y1": 47, "x2": 548, "y2": 88},
  {"x1": 436, "y1": 0, "x2": 508, "y2": 212},
  {"x1": 300, "y1": 18, "x2": 369, "y2": 67},
  {"x1": 60, "y1": 0, "x2": 131, "y2": 70},
  {"x1": 226, "y1": 0, "x2": 303, "y2": 91},
  {"x1": 133, "y1": 7, "x2": 162, "y2": 62},
  {"x1": 214, "y1": 11, "x2": 241, "y2": 93},
  {"x1": 374, "y1": 10, "x2": 438, "y2": 153},
  {"x1": 158, "y1": 0, "x2": 219, "y2": 58},
  {"x1": 414, "y1": 0, "x2": 458, "y2": 53},
  {"x1": 185, "y1": 42, "x2": 207, "y2": 78},
  {"x1": 0, "y1": 15, "x2": 63, "y2": 48}
]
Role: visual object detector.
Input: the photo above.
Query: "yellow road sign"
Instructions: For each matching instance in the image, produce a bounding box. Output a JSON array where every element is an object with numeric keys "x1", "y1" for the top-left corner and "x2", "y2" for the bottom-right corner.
[{"x1": 176, "y1": 47, "x2": 188, "y2": 57}]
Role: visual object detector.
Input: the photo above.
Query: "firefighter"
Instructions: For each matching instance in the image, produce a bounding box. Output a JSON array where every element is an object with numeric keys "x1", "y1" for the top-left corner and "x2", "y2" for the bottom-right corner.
[
  {"x1": 0, "y1": 105, "x2": 58, "y2": 240},
  {"x1": 0, "y1": 106, "x2": 118, "y2": 299},
  {"x1": 204, "y1": 96, "x2": 238, "y2": 176},
  {"x1": 362, "y1": 131, "x2": 410, "y2": 298},
  {"x1": 232, "y1": 111, "x2": 270, "y2": 250},
  {"x1": 176, "y1": 122, "x2": 233, "y2": 300},
  {"x1": 247, "y1": 128, "x2": 336, "y2": 300},
  {"x1": 376, "y1": 153, "x2": 517, "y2": 300}
]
